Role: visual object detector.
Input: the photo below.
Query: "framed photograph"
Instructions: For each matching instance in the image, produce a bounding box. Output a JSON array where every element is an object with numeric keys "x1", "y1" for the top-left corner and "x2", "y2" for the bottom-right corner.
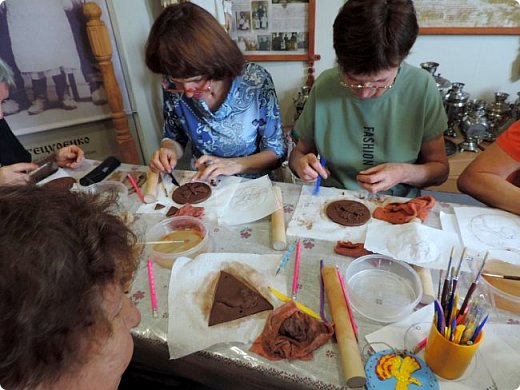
[
  {"x1": 230, "y1": 0, "x2": 317, "y2": 61},
  {"x1": 0, "y1": 0, "x2": 128, "y2": 136},
  {"x1": 416, "y1": 0, "x2": 520, "y2": 35}
]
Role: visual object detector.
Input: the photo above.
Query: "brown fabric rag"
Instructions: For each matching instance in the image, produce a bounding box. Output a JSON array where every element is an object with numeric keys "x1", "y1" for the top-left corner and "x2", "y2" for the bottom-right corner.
[
  {"x1": 250, "y1": 300, "x2": 334, "y2": 361},
  {"x1": 334, "y1": 241, "x2": 373, "y2": 258},
  {"x1": 373, "y1": 195, "x2": 436, "y2": 224}
]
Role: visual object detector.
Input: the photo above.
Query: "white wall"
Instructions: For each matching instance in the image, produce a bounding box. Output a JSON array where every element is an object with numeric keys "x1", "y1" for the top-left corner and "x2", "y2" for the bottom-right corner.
[{"x1": 107, "y1": 0, "x2": 520, "y2": 162}]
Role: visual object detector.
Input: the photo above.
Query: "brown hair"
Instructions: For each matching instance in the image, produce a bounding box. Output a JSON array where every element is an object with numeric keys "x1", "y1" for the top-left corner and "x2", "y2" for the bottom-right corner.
[
  {"x1": 0, "y1": 186, "x2": 138, "y2": 389},
  {"x1": 333, "y1": 0, "x2": 419, "y2": 75},
  {"x1": 145, "y1": 2, "x2": 244, "y2": 80}
]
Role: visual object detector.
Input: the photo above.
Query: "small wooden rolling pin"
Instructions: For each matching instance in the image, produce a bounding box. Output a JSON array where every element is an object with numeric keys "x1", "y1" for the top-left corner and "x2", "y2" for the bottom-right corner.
[
  {"x1": 413, "y1": 265, "x2": 435, "y2": 305},
  {"x1": 143, "y1": 169, "x2": 159, "y2": 204},
  {"x1": 322, "y1": 266, "x2": 366, "y2": 388},
  {"x1": 271, "y1": 186, "x2": 287, "y2": 250}
]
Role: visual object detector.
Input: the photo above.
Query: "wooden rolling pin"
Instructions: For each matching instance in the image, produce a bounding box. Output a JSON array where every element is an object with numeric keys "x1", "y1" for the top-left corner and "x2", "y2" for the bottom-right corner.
[
  {"x1": 413, "y1": 265, "x2": 435, "y2": 305},
  {"x1": 322, "y1": 266, "x2": 366, "y2": 388},
  {"x1": 271, "y1": 186, "x2": 287, "y2": 250},
  {"x1": 143, "y1": 169, "x2": 159, "y2": 204}
]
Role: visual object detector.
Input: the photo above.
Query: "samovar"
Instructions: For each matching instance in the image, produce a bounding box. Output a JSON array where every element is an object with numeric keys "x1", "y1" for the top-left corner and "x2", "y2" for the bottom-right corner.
[
  {"x1": 513, "y1": 91, "x2": 520, "y2": 121},
  {"x1": 486, "y1": 92, "x2": 513, "y2": 141},
  {"x1": 420, "y1": 61, "x2": 451, "y2": 103},
  {"x1": 459, "y1": 99, "x2": 488, "y2": 153},
  {"x1": 293, "y1": 85, "x2": 311, "y2": 121},
  {"x1": 444, "y1": 82, "x2": 470, "y2": 138}
]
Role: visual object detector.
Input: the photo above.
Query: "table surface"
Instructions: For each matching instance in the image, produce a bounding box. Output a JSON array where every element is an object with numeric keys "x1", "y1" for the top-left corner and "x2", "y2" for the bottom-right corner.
[{"x1": 70, "y1": 161, "x2": 519, "y2": 390}]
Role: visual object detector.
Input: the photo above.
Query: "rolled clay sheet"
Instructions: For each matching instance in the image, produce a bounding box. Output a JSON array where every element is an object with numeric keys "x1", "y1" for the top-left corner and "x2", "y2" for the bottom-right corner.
[
  {"x1": 322, "y1": 266, "x2": 366, "y2": 388},
  {"x1": 414, "y1": 265, "x2": 435, "y2": 305},
  {"x1": 271, "y1": 186, "x2": 287, "y2": 250},
  {"x1": 143, "y1": 169, "x2": 159, "y2": 204}
]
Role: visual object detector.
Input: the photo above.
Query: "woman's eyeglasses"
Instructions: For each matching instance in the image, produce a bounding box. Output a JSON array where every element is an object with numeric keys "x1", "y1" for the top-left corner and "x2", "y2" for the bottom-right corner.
[
  {"x1": 162, "y1": 75, "x2": 212, "y2": 96},
  {"x1": 339, "y1": 68, "x2": 399, "y2": 93}
]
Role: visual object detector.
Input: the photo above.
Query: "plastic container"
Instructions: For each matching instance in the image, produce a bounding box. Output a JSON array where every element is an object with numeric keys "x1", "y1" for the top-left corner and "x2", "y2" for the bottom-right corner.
[
  {"x1": 424, "y1": 323, "x2": 483, "y2": 379},
  {"x1": 478, "y1": 258, "x2": 520, "y2": 314},
  {"x1": 146, "y1": 216, "x2": 208, "y2": 269},
  {"x1": 344, "y1": 254, "x2": 422, "y2": 323}
]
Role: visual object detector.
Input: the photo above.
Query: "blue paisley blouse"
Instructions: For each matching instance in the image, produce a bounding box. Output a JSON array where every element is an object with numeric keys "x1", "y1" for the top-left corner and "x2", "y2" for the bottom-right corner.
[{"x1": 162, "y1": 63, "x2": 287, "y2": 177}]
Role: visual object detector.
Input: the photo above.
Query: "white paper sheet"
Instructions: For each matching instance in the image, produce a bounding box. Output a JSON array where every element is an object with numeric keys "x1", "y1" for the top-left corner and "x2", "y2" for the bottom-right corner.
[
  {"x1": 286, "y1": 186, "x2": 380, "y2": 242},
  {"x1": 136, "y1": 175, "x2": 242, "y2": 220},
  {"x1": 364, "y1": 221, "x2": 467, "y2": 271},
  {"x1": 167, "y1": 252, "x2": 287, "y2": 359},
  {"x1": 365, "y1": 306, "x2": 520, "y2": 390},
  {"x1": 218, "y1": 175, "x2": 280, "y2": 225},
  {"x1": 454, "y1": 206, "x2": 520, "y2": 254}
]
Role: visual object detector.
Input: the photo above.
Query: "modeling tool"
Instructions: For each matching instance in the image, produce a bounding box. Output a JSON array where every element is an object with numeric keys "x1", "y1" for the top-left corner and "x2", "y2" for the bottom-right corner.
[
  {"x1": 146, "y1": 258, "x2": 158, "y2": 318},
  {"x1": 291, "y1": 240, "x2": 302, "y2": 300}
]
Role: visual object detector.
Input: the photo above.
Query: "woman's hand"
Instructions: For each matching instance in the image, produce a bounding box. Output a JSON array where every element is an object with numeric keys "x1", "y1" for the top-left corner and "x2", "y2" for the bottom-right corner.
[
  {"x1": 55, "y1": 146, "x2": 84, "y2": 169},
  {"x1": 150, "y1": 147, "x2": 179, "y2": 173},
  {"x1": 356, "y1": 163, "x2": 405, "y2": 193},
  {"x1": 0, "y1": 162, "x2": 38, "y2": 185},
  {"x1": 192, "y1": 155, "x2": 243, "y2": 182},
  {"x1": 291, "y1": 153, "x2": 328, "y2": 183}
]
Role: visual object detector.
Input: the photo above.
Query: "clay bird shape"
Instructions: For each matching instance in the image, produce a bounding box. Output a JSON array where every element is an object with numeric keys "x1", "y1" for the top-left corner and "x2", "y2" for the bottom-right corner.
[{"x1": 375, "y1": 353, "x2": 422, "y2": 390}]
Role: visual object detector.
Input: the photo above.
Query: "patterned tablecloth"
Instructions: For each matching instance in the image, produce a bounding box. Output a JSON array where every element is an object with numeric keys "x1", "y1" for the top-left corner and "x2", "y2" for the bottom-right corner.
[{"x1": 70, "y1": 161, "x2": 520, "y2": 390}]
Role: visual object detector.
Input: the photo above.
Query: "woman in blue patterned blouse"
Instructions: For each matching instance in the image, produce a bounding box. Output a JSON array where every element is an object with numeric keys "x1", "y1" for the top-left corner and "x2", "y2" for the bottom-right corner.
[{"x1": 145, "y1": 2, "x2": 286, "y2": 182}]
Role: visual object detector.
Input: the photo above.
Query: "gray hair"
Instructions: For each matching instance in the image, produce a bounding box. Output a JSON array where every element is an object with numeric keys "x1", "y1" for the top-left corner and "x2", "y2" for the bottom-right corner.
[{"x1": 0, "y1": 58, "x2": 15, "y2": 88}]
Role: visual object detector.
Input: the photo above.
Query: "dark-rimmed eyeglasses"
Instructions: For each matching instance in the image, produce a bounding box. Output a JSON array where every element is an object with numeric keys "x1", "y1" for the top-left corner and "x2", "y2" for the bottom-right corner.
[{"x1": 162, "y1": 75, "x2": 212, "y2": 95}]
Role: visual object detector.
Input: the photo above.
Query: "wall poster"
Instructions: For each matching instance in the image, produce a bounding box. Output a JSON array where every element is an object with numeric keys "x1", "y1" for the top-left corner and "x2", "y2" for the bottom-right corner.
[
  {"x1": 230, "y1": 0, "x2": 317, "y2": 61},
  {"x1": 0, "y1": 0, "x2": 129, "y2": 136},
  {"x1": 415, "y1": 0, "x2": 520, "y2": 35}
]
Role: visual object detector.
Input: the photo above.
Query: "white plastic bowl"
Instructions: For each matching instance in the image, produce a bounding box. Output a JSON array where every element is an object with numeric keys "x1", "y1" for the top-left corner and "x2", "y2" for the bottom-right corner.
[{"x1": 344, "y1": 254, "x2": 423, "y2": 323}]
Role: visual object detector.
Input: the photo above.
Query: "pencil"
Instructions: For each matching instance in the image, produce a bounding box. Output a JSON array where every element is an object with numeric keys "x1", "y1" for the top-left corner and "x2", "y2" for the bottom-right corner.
[
  {"x1": 291, "y1": 239, "x2": 302, "y2": 300},
  {"x1": 146, "y1": 258, "x2": 158, "y2": 318},
  {"x1": 268, "y1": 287, "x2": 320, "y2": 320},
  {"x1": 319, "y1": 259, "x2": 328, "y2": 322}
]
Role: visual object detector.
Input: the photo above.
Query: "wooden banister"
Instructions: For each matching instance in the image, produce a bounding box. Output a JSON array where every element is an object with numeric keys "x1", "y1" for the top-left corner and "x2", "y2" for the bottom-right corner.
[{"x1": 83, "y1": 2, "x2": 139, "y2": 164}]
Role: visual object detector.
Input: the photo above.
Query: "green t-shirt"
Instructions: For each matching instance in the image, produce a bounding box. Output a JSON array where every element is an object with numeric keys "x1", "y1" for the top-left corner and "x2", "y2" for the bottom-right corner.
[{"x1": 293, "y1": 62, "x2": 447, "y2": 197}]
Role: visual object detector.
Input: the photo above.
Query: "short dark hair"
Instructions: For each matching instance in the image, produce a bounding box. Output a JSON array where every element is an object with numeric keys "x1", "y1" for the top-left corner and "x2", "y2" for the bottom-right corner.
[
  {"x1": 0, "y1": 186, "x2": 138, "y2": 389},
  {"x1": 333, "y1": 0, "x2": 419, "y2": 75},
  {"x1": 145, "y1": 2, "x2": 244, "y2": 80}
]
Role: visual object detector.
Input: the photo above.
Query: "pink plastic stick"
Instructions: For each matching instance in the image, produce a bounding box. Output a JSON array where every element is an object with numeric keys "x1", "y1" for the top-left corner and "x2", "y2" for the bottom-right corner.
[
  {"x1": 127, "y1": 173, "x2": 145, "y2": 203},
  {"x1": 147, "y1": 258, "x2": 158, "y2": 318},
  {"x1": 337, "y1": 268, "x2": 359, "y2": 341}
]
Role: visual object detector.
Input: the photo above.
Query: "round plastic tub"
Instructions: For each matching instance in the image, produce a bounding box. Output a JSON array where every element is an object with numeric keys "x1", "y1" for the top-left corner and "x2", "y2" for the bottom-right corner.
[
  {"x1": 344, "y1": 254, "x2": 423, "y2": 323},
  {"x1": 146, "y1": 216, "x2": 208, "y2": 269}
]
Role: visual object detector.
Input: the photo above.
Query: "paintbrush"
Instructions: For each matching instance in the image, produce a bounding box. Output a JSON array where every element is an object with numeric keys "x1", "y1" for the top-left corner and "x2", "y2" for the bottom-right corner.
[
  {"x1": 458, "y1": 252, "x2": 488, "y2": 318},
  {"x1": 139, "y1": 240, "x2": 189, "y2": 245},
  {"x1": 441, "y1": 247, "x2": 455, "y2": 312},
  {"x1": 481, "y1": 272, "x2": 520, "y2": 281}
]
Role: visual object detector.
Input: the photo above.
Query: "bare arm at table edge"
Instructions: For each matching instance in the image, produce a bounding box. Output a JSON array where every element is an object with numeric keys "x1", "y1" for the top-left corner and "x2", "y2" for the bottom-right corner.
[{"x1": 458, "y1": 142, "x2": 520, "y2": 215}]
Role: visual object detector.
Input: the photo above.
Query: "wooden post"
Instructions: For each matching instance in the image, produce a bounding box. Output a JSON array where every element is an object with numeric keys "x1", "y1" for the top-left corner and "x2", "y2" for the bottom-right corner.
[{"x1": 83, "y1": 2, "x2": 139, "y2": 164}]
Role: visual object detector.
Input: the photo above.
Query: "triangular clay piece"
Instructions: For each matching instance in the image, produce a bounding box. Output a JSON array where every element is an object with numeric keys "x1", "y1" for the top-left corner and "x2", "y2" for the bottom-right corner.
[{"x1": 208, "y1": 271, "x2": 273, "y2": 326}]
